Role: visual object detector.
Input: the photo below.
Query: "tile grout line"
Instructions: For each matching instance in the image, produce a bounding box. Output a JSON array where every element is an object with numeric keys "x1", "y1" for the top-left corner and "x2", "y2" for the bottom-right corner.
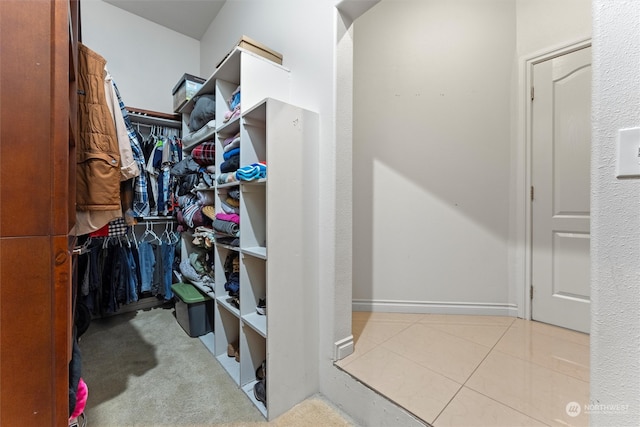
[
  {"x1": 339, "y1": 315, "x2": 423, "y2": 368},
  {"x1": 489, "y1": 321, "x2": 591, "y2": 384},
  {"x1": 434, "y1": 318, "x2": 554, "y2": 427},
  {"x1": 431, "y1": 317, "x2": 519, "y2": 425}
]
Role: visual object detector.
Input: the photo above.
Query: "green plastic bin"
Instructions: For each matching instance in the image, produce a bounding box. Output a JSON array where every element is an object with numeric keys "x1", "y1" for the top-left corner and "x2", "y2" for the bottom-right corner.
[{"x1": 171, "y1": 283, "x2": 213, "y2": 337}]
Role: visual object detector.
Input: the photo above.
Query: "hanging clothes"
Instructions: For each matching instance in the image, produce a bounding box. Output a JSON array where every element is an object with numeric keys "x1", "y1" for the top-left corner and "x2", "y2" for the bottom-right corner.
[
  {"x1": 78, "y1": 222, "x2": 179, "y2": 316},
  {"x1": 111, "y1": 80, "x2": 150, "y2": 218},
  {"x1": 74, "y1": 43, "x2": 123, "y2": 236}
]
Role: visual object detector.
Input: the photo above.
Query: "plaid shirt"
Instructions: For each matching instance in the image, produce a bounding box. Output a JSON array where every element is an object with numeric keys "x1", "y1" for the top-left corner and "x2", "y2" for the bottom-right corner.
[
  {"x1": 112, "y1": 80, "x2": 150, "y2": 217},
  {"x1": 108, "y1": 217, "x2": 129, "y2": 237},
  {"x1": 192, "y1": 141, "x2": 216, "y2": 166}
]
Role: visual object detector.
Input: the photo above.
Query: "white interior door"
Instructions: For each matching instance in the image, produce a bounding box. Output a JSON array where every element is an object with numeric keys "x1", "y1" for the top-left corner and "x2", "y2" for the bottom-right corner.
[{"x1": 531, "y1": 45, "x2": 591, "y2": 334}]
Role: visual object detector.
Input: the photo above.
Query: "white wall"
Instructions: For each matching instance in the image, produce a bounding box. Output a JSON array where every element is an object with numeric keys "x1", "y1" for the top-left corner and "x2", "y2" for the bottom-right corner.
[
  {"x1": 353, "y1": 0, "x2": 591, "y2": 316},
  {"x1": 591, "y1": 0, "x2": 640, "y2": 424},
  {"x1": 353, "y1": 0, "x2": 515, "y2": 313},
  {"x1": 516, "y1": 0, "x2": 591, "y2": 55},
  {"x1": 81, "y1": 0, "x2": 200, "y2": 113}
]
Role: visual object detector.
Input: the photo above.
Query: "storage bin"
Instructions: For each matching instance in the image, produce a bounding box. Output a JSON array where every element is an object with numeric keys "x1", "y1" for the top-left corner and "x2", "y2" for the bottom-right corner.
[
  {"x1": 172, "y1": 73, "x2": 205, "y2": 112},
  {"x1": 171, "y1": 282, "x2": 213, "y2": 337}
]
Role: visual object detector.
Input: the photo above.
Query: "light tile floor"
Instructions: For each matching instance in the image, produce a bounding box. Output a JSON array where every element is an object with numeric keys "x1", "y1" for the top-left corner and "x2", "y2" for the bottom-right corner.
[{"x1": 336, "y1": 312, "x2": 589, "y2": 427}]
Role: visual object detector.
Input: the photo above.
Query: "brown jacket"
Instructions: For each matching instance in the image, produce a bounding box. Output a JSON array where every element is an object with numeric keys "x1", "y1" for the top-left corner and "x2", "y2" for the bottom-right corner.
[{"x1": 76, "y1": 43, "x2": 121, "y2": 211}]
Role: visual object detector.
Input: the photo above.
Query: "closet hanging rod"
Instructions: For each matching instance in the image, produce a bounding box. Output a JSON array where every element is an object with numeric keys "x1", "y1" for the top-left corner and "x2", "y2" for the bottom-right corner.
[
  {"x1": 126, "y1": 106, "x2": 182, "y2": 129},
  {"x1": 127, "y1": 106, "x2": 179, "y2": 121},
  {"x1": 134, "y1": 216, "x2": 178, "y2": 223}
]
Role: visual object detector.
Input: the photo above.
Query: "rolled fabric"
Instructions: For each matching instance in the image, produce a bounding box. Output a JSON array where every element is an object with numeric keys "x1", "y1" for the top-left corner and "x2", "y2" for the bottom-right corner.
[{"x1": 213, "y1": 219, "x2": 240, "y2": 237}]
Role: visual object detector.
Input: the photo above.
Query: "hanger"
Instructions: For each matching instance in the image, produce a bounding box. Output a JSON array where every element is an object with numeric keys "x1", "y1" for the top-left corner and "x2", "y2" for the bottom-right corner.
[
  {"x1": 161, "y1": 221, "x2": 172, "y2": 244},
  {"x1": 140, "y1": 222, "x2": 161, "y2": 244},
  {"x1": 171, "y1": 222, "x2": 180, "y2": 245},
  {"x1": 72, "y1": 237, "x2": 93, "y2": 255},
  {"x1": 130, "y1": 224, "x2": 139, "y2": 248},
  {"x1": 123, "y1": 233, "x2": 132, "y2": 248}
]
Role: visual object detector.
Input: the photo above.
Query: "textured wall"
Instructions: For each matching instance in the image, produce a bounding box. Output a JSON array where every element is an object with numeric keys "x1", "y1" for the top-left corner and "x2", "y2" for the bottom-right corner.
[{"x1": 591, "y1": 0, "x2": 640, "y2": 424}]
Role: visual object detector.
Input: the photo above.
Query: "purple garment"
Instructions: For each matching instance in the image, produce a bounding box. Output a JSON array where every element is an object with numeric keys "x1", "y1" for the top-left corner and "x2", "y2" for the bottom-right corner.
[{"x1": 216, "y1": 213, "x2": 240, "y2": 224}]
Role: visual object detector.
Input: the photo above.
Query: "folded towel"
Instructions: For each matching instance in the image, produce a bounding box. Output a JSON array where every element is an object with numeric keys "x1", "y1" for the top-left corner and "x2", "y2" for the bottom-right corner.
[
  {"x1": 236, "y1": 162, "x2": 267, "y2": 181},
  {"x1": 223, "y1": 147, "x2": 240, "y2": 161}
]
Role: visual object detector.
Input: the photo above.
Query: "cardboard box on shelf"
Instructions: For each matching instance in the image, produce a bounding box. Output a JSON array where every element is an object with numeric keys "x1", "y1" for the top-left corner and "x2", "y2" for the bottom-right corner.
[{"x1": 216, "y1": 35, "x2": 283, "y2": 68}]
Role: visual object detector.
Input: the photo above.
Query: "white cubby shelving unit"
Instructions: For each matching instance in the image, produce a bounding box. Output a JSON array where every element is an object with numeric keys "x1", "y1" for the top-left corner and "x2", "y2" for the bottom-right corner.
[{"x1": 177, "y1": 47, "x2": 318, "y2": 420}]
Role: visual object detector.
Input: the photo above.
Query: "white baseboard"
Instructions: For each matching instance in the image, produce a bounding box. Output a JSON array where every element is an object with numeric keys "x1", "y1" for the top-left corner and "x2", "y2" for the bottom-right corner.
[
  {"x1": 352, "y1": 299, "x2": 519, "y2": 317},
  {"x1": 334, "y1": 335, "x2": 354, "y2": 360},
  {"x1": 336, "y1": 300, "x2": 518, "y2": 361}
]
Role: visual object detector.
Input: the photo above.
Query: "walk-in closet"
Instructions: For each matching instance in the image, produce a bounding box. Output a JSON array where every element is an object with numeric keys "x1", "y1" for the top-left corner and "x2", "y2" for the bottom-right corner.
[
  {"x1": 1, "y1": 1, "x2": 637, "y2": 427},
  {"x1": 60, "y1": 1, "x2": 322, "y2": 423}
]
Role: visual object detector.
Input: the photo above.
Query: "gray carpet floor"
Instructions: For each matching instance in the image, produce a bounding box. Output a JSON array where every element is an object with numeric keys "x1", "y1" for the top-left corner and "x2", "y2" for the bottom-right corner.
[{"x1": 78, "y1": 305, "x2": 355, "y2": 426}]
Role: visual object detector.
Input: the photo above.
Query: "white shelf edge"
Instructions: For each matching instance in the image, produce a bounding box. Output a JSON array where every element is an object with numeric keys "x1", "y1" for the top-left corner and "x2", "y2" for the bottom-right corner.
[
  {"x1": 241, "y1": 246, "x2": 267, "y2": 260},
  {"x1": 217, "y1": 296, "x2": 241, "y2": 317},
  {"x1": 217, "y1": 181, "x2": 240, "y2": 189},
  {"x1": 199, "y1": 332, "x2": 215, "y2": 356},
  {"x1": 179, "y1": 48, "x2": 289, "y2": 115},
  {"x1": 242, "y1": 312, "x2": 267, "y2": 338},
  {"x1": 216, "y1": 354, "x2": 240, "y2": 385},
  {"x1": 242, "y1": 381, "x2": 268, "y2": 418},
  {"x1": 215, "y1": 242, "x2": 240, "y2": 252},
  {"x1": 242, "y1": 116, "x2": 266, "y2": 127},
  {"x1": 182, "y1": 125, "x2": 216, "y2": 153},
  {"x1": 241, "y1": 98, "x2": 268, "y2": 117},
  {"x1": 217, "y1": 115, "x2": 241, "y2": 134},
  {"x1": 239, "y1": 177, "x2": 266, "y2": 186}
]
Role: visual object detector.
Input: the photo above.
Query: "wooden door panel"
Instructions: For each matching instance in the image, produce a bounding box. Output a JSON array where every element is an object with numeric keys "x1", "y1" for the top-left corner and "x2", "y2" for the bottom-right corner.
[
  {"x1": 0, "y1": 237, "x2": 55, "y2": 425},
  {"x1": 0, "y1": 0, "x2": 54, "y2": 237},
  {"x1": 0, "y1": 0, "x2": 75, "y2": 425}
]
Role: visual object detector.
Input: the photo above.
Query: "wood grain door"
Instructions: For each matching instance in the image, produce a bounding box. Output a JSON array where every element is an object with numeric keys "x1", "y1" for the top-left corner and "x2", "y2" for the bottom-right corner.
[{"x1": 0, "y1": 0, "x2": 78, "y2": 425}]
